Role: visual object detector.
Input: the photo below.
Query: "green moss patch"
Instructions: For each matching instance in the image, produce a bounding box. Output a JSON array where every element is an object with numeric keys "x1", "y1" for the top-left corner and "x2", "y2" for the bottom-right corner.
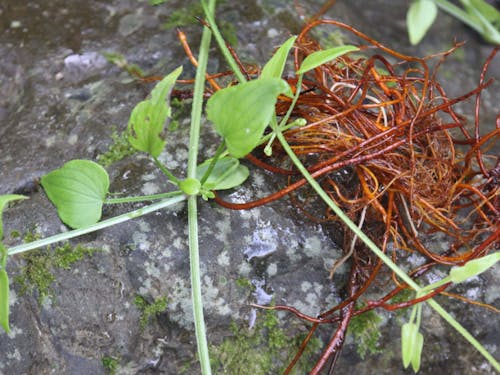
[
  {"x1": 97, "y1": 127, "x2": 138, "y2": 167},
  {"x1": 14, "y1": 241, "x2": 100, "y2": 304},
  {"x1": 210, "y1": 307, "x2": 321, "y2": 374},
  {"x1": 133, "y1": 294, "x2": 168, "y2": 330},
  {"x1": 102, "y1": 355, "x2": 120, "y2": 375},
  {"x1": 347, "y1": 309, "x2": 383, "y2": 359}
]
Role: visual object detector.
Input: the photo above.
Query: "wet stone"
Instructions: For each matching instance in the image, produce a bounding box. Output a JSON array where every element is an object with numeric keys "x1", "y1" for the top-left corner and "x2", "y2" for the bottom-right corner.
[{"x1": 0, "y1": 1, "x2": 498, "y2": 374}]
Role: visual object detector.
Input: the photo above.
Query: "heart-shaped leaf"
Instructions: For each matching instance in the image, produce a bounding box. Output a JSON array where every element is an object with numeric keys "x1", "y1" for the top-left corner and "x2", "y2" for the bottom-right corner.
[
  {"x1": 206, "y1": 78, "x2": 290, "y2": 158},
  {"x1": 196, "y1": 157, "x2": 249, "y2": 190},
  {"x1": 0, "y1": 194, "x2": 27, "y2": 239},
  {"x1": 128, "y1": 66, "x2": 182, "y2": 157},
  {"x1": 41, "y1": 160, "x2": 110, "y2": 229},
  {"x1": 407, "y1": 0, "x2": 438, "y2": 45},
  {"x1": 297, "y1": 45, "x2": 359, "y2": 74},
  {"x1": 0, "y1": 269, "x2": 9, "y2": 333}
]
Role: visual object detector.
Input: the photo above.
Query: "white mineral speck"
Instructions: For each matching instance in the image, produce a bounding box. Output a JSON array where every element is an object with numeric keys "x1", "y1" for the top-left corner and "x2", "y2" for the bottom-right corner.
[
  {"x1": 161, "y1": 247, "x2": 172, "y2": 258},
  {"x1": 138, "y1": 220, "x2": 151, "y2": 233},
  {"x1": 301, "y1": 281, "x2": 312, "y2": 292},
  {"x1": 267, "y1": 262, "x2": 278, "y2": 276},
  {"x1": 138, "y1": 278, "x2": 152, "y2": 295},
  {"x1": 7, "y1": 349, "x2": 21, "y2": 361},
  {"x1": 214, "y1": 216, "x2": 230, "y2": 242},
  {"x1": 45, "y1": 135, "x2": 56, "y2": 147},
  {"x1": 141, "y1": 181, "x2": 160, "y2": 195},
  {"x1": 253, "y1": 284, "x2": 273, "y2": 305},
  {"x1": 141, "y1": 172, "x2": 156, "y2": 181},
  {"x1": 267, "y1": 28, "x2": 279, "y2": 38},
  {"x1": 8, "y1": 290, "x2": 18, "y2": 306},
  {"x1": 286, "y1": 244, "x2": 301, "y2": 262},
  {"x1": 238, "y1": 261, "x2": 252, "y2": 277},
  {"x1": 7, "y1": 326, "x2": 23, "y2": 339},
  {"x1": 144, "y1": 261, "x2": 161, "y2": 278},
  {"x1": 217, "y1": 250, "x2": 230, "y2": 266},
  {"x1": 313, "y1": 282, "x2": 323, "y2": 295},
  {"x1": 464, "y1": 286, "x2": 481, "y2": 301},
  {"x1": 67, "y1": 134, "x2": 78, "y2": 145},
  {"x1": 304, "y1": 236, "x2": 322, "y2": 257},
  {"x1": 132, "y1": 230, "x2": 150, "y2": 251}
]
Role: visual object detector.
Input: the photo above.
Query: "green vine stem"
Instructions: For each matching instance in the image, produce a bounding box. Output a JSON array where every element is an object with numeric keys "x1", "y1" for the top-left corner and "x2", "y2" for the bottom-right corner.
[
  {"x1": 105, "y1": 191, "x2": 183, "y2": 204},
  {"x1": 200, "y1": 140, "x2": 226, "y2": 185},
  {"x1": 153, "y1": 156, "x2": 181, "y2": 185},
  {"x1": 7, "y1": 194, "x2": 186, "y2": 256},
  {"x1": 201, "y1": 0, "x2": 246, "y2": 84},
  {"x1": 186, "y1": 0, "x2": 215, "y2": 373}
]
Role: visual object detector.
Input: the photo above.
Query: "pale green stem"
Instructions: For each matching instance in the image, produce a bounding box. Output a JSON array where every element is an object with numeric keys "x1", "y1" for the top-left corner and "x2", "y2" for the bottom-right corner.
[
  {"x1": 420, "y1": 276, "x2": 451, "y2": 293},
  {"x1": 426, "y1": 299, "x2": 500, "y2": 372},
  {"x1": 278, "y1": 81, "x2": 303, "y2": 129},
  {"x1": 201, "y1": 0, "x2": 246, "y2": 84},
  {"x1": 260, "y1": 118, "x2": 306, "y2": 145},
  {"x1": 105, "y1": 191, "x2": 183, "y2": 204},
  {"x1": 186, "y1": 1, "x2": 215, "y2": 373},
  {"x1": 200, "y1": 140, "x2": 226, "y2": 185},
  {"x1": 7, "y1": 195, "x2": 186, "y2": 256},
  {"x1": 153, "y1": 156, "x2": 181, "y2": 185},
  {"x1": 264, "y1": 75, "x2": 306, "y2": 155}
]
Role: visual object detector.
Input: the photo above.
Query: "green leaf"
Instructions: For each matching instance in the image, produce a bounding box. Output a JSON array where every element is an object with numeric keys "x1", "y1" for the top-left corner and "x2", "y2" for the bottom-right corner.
[
  {"x1": 449, "y1": 252, "x2": 500, "y2": 284},
  {"x1": 465, "y1": 0, "x2": 500, "y2": 24},
  {"x1": 411, "y1": 331, "x2": 424, "y2": 372},
  {"x1": 261, "y1": 36, "x2": 296, "y2": 96},
  {"x1": 128, "y1": 66, "x2": 183, "y2": 157},
  {"x1": 460, "y1": 0, "x2": 500, "y2": 43},
  {"x1": 41, "y1": 160, "x2": 110, "y2": 229},
  {"x1": 407, "y1": 0, "x2": 438, "y2": 45},
  {"x1": 206, "y1": 78, "x2": 290, "y2": 158},
  {"x1": 0, "y1": 194, "x2": 27, "y2": 239},
  {"x1": 0, "y1": 269, "x2": 9, "y2": 333},
  {"x1": 401, "y1": 322, "x2": 417, "y2": 368},
  {"x1": 196, "y1": 157, "x2": 249, "y2": 190},
  {"x1": 402, "y1": 321, "x2": 424, "y2": 372},
  {"x1": 296, "y1": 45, "x2": 359, "y2": 74}
]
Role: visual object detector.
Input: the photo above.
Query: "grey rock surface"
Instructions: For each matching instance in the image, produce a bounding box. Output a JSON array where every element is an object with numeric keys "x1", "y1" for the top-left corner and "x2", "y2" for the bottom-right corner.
[{"x1": 0, "y1": 1, "x2": 498, "y2": 374}]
